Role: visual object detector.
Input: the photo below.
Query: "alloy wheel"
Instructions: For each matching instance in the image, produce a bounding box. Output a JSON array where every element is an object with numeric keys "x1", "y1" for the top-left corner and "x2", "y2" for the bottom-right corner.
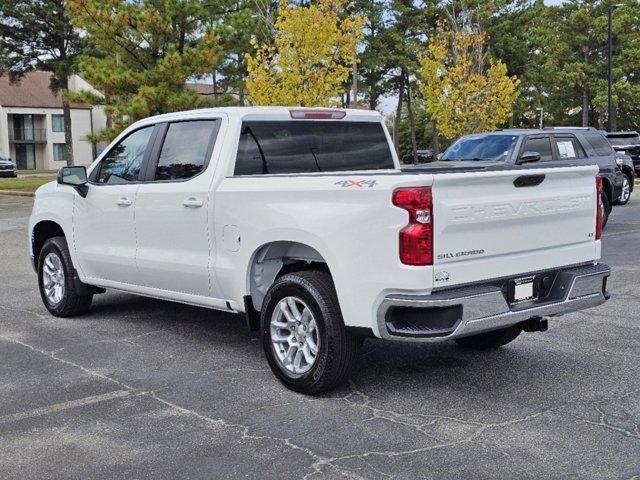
[
  {"x1": 270, "y1": 296, "x2": 320, "y2": 374},
  {"x1": 42, "y1": 252, "x2": 65, "y2": 305}
]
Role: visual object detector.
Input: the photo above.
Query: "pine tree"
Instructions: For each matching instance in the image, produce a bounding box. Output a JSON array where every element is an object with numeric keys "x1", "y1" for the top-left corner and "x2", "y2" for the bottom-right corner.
[
  {"x1": 67, "y1": 0, "x2": 222, "y2": 140},
  {"x1": 0, "y1": 0, "x2": 84, "y2": 165}
]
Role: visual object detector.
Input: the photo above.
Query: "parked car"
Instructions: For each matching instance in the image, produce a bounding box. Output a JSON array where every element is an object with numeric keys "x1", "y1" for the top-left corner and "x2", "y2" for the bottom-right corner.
[
  {"x1": 433, "y1": 127, "x2": 621, "y2": 227},
  {"x1": 401, "y1": 149, "x2": 434, "y2": 164},
  {"x1": 0, "y1": 155, "x2": 17, "y2": 177},
  {"x1": 28, "y1": 107, "x2": 610, "y2": 393},
  {"x1": 614, "y1": 152, "x2": 635, "y2": 205},
  {"x1": 605, "y1": 131, "x2": 640, "y2": 174}
]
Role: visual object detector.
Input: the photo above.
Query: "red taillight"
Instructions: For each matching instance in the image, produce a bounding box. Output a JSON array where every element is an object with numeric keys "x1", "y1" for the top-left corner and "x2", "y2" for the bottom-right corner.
[
  {"x1": 595, "y1": 176, "x2": 603, "y2": 240},
  {"x1": 392, "y1": 187, "x2": 433, "y2": 265},
  {"x1": 289, "y1": 109, "x2": 346, "y2": 119}
]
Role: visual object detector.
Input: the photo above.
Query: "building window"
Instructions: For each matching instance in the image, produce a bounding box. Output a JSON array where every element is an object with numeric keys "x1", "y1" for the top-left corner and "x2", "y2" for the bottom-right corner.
[
  {"x1": 52, "y1": 114, "x2": 65, "y2": 132},
  {"x1": 53, "y1": 143, "x2": 68, "y2": 162}
]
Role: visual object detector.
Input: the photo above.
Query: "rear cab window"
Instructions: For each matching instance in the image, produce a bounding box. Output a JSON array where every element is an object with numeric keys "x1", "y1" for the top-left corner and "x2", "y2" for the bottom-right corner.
[{"x1": 234, "y1": 121, "x2": 395, "y2": 175}]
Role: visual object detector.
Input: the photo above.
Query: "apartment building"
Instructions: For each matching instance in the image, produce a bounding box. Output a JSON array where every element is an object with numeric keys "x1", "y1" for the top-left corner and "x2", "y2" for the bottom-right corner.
[{"x1": 0, "y1": 71, "x2": 106, "y2": 170}]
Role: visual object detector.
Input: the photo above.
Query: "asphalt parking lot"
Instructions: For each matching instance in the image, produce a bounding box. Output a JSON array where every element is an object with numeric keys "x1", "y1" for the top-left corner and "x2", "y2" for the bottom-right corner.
[{"x1": 1, "y1": 193, "x2": 639, "y2": 480}]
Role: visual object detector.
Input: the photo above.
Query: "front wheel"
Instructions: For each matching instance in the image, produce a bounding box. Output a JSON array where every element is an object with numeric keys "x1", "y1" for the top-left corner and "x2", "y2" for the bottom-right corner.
[
  {"x1": 261, "y1": 270, "x2": 360, "y2": 394},
  {"x1": 614, "y1": 174, "x2": 632, "y2": 205},
  {"x1": 454, "y1": 326, "x2": 521, "y2": 350},
  {"x1": 37, "y1": 236, "x2": 93, "y2": 317}
]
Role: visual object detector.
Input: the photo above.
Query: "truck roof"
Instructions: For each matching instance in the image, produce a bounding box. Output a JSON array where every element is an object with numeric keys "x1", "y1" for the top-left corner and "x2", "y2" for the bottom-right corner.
[
  {"x1": 133, "y1": 107, "x2": 383, "y2": 127},
  {"x1": 478, "y1": 127, "x2": 606, "y2": 136}
]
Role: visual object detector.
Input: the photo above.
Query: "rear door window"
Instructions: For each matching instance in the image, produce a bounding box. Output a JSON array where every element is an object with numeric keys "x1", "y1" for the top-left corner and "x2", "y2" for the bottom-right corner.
[
  {"x1": 522, "y1": 136, "x2": 554, "y2": 162},
  {"x1": 154, "y1": 120, "x2": 219, "y2": 181},
  {"x1": 234, "y1": 121, "x2": 394, "y2": 175}
]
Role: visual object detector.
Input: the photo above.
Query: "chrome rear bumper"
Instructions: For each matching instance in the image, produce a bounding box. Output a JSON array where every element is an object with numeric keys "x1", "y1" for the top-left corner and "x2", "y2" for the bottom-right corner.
[{"x1": 377, "y1": 263, "x2": 610, "y2": 342}]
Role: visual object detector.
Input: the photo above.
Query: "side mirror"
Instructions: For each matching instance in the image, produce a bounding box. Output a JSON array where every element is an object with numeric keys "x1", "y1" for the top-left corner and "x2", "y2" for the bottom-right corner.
[
  {"x1": 57, "y1": 166, "x2": 89, "y2": 197},
  {"x1": 518, "y1": 151, "x2": 541, "y2": 164}
]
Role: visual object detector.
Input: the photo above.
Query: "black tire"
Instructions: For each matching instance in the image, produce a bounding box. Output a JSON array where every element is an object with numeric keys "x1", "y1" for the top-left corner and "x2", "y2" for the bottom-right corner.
[
  {"x1": 37, "y1": 236, "x2": 93, "y2": 317},
  {"x1": 614, "y1": 174, "x2": 632, "y2": 206},
  {"x1": 601, "y1": 192, "x2": 611, "y2": 228},
  {"x1": 454, "y1": 326, "x2": 521, "y2": 350},
  {"x1": 260, "y1": 270, "x2": 360, "y2": 394}
]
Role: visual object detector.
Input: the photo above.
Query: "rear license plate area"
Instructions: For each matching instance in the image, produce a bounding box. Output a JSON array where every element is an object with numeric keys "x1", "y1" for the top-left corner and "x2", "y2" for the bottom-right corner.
[{"x1": 508, "y1": 276, "x2": 537, "y2": 303}]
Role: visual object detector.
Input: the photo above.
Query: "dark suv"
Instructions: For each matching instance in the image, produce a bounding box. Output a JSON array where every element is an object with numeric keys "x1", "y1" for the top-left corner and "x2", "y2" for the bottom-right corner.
[
  {"x1": 0, "y1": 155, "x2": 17, "y2": 177},
  {"x1": 433, "y1": 127, "x2": 622, "y2": 226},
  {"x1": 605, "y1": 131, "x2": 640, "y2": 174}
]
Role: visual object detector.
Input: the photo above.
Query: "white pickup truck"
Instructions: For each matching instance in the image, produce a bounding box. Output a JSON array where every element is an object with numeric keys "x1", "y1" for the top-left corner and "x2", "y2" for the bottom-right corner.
[{"x1": 29, "y1": 107, "x2": 610, "y2": 393}]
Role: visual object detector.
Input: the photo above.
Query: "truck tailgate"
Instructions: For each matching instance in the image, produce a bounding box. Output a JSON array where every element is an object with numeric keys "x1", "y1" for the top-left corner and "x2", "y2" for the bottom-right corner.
[{"x1": 431, "y1": 166, "x2": 599, "y2": 287}]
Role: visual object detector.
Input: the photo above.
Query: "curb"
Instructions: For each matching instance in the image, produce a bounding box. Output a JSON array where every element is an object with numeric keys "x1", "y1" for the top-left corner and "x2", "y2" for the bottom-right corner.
[{"x1": 0, "y1": 190, "x2": 35, "y2": 197}]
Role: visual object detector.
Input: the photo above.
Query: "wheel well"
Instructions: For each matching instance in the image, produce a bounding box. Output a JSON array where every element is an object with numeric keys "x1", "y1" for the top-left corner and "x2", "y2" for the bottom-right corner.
[
  {"x1": 32, "y1": 221, "x2": 64, "y2": 262},
  {"x1": 601, "y1": 177, "x2": 614, "y2": 205},
  {"x1": 248, "y1": 241, "x2": 329, "y2": 312}
]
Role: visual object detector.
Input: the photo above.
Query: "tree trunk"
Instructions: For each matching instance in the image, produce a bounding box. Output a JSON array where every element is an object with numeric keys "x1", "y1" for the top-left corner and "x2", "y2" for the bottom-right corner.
[
  {"x1": 59, "y1": 77, "x2": 75, "y2": 166},
  {"x1": 581, "y1": 88, "x2": 589, "y2": 127},
  {"x1": 393, "y1": 82, "x2": 404, "y2": 156},
  {"x1": 237, "y1": 53, "x2": 245, "y2": 106},
  {"x1": 351, "y1": 61, "x2": 358, "y2": 107},
  {"x1": 406, "y1": 77, "x2": 418, "y2": 165},
  {"x1": 432, "y1": 122, "x2": 440, "y2": 157}
]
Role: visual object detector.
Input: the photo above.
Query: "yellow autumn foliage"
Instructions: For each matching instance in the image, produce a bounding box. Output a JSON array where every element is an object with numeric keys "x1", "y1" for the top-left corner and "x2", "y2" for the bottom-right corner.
[
  {"x1": 419, "y1": 29, "x2": 519, "y2": 140},
  {"x1": 246, "y1": 0, "x2": 364, "y2": 107}
]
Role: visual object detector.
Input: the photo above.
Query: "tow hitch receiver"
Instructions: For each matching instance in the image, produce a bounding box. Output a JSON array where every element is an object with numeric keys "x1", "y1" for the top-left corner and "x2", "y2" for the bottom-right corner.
[{"x1": 521, "y1": 316, "x2": 548, "y2": 332}]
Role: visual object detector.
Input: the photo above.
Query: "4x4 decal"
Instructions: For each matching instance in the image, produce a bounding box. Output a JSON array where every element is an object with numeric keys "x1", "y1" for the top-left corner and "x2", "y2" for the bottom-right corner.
[{"x1": 334, "y1": 180, "x2": 377, "y2": 188}]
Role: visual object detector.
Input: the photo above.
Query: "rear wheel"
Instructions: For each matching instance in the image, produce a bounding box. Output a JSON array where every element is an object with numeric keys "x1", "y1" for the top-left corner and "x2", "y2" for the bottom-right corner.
[
  {"x1": 38, "y1": 236, "x2": 93, "y2": 317},
  {"x1": 454, "y1": 326, "x2": 521, "y2": 350},
  {"x1": 261, "y1": 270, "x2": 360, "y2": 394},
  {"x1": 614, "y1": 174, "x2": 632, "y2": 205}
]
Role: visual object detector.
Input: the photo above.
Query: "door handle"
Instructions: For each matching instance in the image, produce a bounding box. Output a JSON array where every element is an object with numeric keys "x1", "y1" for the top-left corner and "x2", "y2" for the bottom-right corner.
[
  {"x1": 117, "y1": 197, "x2": 132, "y2": 207},
  {"x1": 513, "y1": 175, "x2": 545, "y2": 188},
  {"x1": 183, "y1": 197, "x2": 203, "y2": 208}
]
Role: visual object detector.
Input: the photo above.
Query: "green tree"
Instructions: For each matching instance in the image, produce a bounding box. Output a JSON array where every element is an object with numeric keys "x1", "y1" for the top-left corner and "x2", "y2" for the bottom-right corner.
[
  {"x1": 353, "y1": 0, "x2": 391, "y2": 110},
  {"x1": 212, "y1": 0, "x2": 276, "y2": 105},
  {"x1": 419, "y1": 20, "x2": 519, "y2": 140},
  {"x1": 68, "y1": 0, "x2": 222, "y2": 140},
  {"x1": 245, "y1": 0, "x2": 364, "y2": 107},
  {"x1": 0, "y1": 0, "x2": 84, "y2": 165}
]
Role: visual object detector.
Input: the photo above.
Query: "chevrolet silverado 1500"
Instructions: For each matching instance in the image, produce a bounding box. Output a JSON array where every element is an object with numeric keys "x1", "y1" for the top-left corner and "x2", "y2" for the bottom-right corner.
[{"x1": 29, "y1": 107, "x2": 610, "y2": 393}]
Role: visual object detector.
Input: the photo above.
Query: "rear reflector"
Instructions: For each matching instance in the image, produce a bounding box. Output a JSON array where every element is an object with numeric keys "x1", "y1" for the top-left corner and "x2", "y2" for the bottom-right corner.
[
  {"x1": 289, "y1": 109, "x2": 346, "y2": 119},
  {"x1": 392, "y1": 187, "x2": 433, "y2": 266},
  {"x1": 595, "y1": 176, "x2": 604, "y2": 240}
]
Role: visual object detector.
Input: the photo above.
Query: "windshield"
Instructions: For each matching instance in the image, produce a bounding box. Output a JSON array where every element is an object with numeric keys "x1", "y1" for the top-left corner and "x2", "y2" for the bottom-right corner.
[
  {"x1": 607, "y1": 134, "x2": 640, "y2": 146},
  {"x1": 441, "y1": 134, "x2": 519, "y2": 162}
]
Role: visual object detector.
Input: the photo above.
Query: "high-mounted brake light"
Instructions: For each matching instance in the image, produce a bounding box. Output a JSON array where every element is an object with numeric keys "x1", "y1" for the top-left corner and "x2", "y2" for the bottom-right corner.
[
  {"x1": 595, "y1": 176, "x2": 604, "y2": 240},
  {"x1": 289, "y1": 109, "x2": 346, "y2": 120},
  {"x1": 392, "y1": 187, "x2": 433, "y2": 266}
]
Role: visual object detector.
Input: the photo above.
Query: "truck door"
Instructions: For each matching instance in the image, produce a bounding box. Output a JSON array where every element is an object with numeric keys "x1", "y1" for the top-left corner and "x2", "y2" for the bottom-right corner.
[
  {"x1": 74, "y1": 125, "x2": 156, "y2": 283},
  {"x1": 132, "y1": 119, "x2": 221, "y2": 298}
]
